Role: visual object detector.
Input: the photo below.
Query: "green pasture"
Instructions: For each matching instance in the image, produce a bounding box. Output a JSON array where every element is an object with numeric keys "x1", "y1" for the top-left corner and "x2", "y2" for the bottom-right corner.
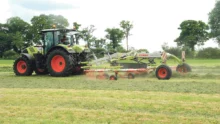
[{"x1": 0, "y1": 59, "x2": 219, "y2": 123}]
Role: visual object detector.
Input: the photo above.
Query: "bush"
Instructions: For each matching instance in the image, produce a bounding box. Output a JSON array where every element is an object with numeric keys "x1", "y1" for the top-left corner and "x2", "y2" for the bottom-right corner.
[
  {"x1": 196, "y1": 47, "x2": 220, "y2": 59},
  {"x1": 162, "y1": 46, "x2": 182, "y2": 58},
  {"x1": 184, "y1": 48, "x2": 195, "y2": 59},
  {"x1": 3, "y1": 50, "x2": 19, "y2": 59},
  {"x1": 91, "y1": 48, "x2": 106, "y2": 58},
  {"x1": 137, "y1": 49, "x2": 149, "y2": 53},
  {"x1": 163, "y1": 46, "x2": 195, "y2": 59}
]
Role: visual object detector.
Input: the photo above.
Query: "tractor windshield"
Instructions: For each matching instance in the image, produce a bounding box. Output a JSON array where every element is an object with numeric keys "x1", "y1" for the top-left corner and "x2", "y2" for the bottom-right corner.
[{"x1": 59, "y1": 31, "x2": 80, "y2": 46}]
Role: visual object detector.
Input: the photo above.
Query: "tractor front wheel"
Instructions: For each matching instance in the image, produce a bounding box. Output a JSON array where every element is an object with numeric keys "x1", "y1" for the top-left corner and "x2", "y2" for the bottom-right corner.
[
  {"x1": 13, "y1": 57, "x2": 33, "y2": 76},
  {"x1": 47, "y1": 49, "x2": 72, "y2": 77},
  {"x1": 156, "y1": 65, "x2": 172, "y2": 80}
]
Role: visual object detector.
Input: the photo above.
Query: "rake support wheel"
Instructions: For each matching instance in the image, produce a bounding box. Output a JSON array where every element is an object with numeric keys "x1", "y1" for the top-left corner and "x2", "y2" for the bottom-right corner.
[
  {"x1": 156, "y1": 65, "x2": 172, "y2": 80},
  {"x1": 109, "y1": 75, "x2": 117, "y2": 80},
  {"x1": 128, "y1": 73, "x2": 135, "y2": 79},
  {"x1": 176, "y1": 63, "x2": 192, "y2": 73}
]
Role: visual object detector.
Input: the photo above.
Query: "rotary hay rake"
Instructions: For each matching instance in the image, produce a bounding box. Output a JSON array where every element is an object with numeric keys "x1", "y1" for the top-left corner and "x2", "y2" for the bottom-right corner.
[{"x1": 83, "y1": 50, "x2": 192, "y2": 80}]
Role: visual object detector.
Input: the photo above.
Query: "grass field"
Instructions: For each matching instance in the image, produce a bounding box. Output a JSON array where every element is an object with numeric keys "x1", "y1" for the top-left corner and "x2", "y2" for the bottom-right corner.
[{"x1": 0, "y1": 59, "x2": 220, "y2": 123}]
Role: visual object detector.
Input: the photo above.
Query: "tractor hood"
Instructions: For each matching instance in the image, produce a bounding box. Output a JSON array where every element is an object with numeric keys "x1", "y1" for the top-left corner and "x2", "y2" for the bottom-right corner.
[
  {"x1": 57, "y1": 44, "x2": 90, "y2": 53},
  {"x1": 72, "y1": 45, "x2": 90, "y2": 53}
]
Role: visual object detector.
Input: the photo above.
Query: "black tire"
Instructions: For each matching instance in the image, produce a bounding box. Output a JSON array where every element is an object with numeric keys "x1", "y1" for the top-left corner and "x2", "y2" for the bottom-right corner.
[
  {"x1": 34, "y1": 68, "x2": 49, "y2": 75},
  {"x1": 109, "y1": 75, "x2": 117, "y2": 80},
  {"x1": 75, "y1": 64, "x2": 86, "y2": 75},
  {"x1": 46, "y1": 49, "x2": 72, "y2": 77},
  {"x1": 176, "y1": 63, "x2": 192, "y2": 73},
  {"x1": 72, "y1": 66, "x2": 82, "y2": 75},
  {"x1": 128, "y1": 73, "x2": 135, "y2": 79},
  {"x1": 96, "y1": 75, "x2": 101, "y2": 79},
  {"x1": 103, "y1": 73, "x2": 109, "y2": 79},
  {"x1": 166, "y1": 65, "x2": 172, "y2": 80},
  {"x1": 156, "y1": 65, "x2": 172, "y2": 80},
  {"x1": 13, "y1": 56, "x2": 33, "y2": 76}
]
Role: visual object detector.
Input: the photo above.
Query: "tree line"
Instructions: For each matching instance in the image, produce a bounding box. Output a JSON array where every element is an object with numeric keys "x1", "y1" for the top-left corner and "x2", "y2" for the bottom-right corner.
[
  {"x1": 174, "y1": 1, "x2": 220, "y2": 51},
  {"x1": 0, "y1": 14, "x2": 133, "y2": 58},
  {"x1": 1, "y1": 1, "x2": 220, "y2": 59}
]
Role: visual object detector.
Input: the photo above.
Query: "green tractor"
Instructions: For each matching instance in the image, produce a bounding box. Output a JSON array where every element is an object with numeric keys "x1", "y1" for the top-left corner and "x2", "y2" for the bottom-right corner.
[{"x1": 13, "y1": 28, "x2": 90, "y2": 77}]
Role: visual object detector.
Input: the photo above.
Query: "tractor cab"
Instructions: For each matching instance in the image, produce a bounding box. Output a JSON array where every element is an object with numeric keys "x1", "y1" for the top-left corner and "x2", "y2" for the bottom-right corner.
[{"x1": 40, "y1": 29, "x2": 80, "y2": 54}]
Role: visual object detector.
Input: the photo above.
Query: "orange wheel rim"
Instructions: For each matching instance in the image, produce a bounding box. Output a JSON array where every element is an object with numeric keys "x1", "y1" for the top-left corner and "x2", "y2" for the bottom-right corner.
[
  {"x1": 158, "y1": 68, "x2": 167, "y2": 78},
  {"x1": 51, "y1": 55, "x2": 66, "y2": 72},
  {"x1": 17, "y1": 60, "x2": 27, "y2": 74},
  {"x1": 110, "y1": 77, "x2": 115, "y2": 80}
]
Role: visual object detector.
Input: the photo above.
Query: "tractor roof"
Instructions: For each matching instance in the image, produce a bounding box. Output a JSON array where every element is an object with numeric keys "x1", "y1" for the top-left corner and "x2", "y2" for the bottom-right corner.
[{"x1": 41, "y1": 29, "x2": 76, "y2": 33}]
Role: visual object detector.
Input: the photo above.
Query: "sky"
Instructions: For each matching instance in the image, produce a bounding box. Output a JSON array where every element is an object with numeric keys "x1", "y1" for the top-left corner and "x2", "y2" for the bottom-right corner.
[{"x1": 0, "y1": 0, "x2": 218, "y2": 52}]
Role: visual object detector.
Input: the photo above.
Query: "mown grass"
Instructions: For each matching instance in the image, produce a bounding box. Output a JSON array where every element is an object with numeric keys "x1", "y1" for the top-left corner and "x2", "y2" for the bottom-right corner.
[
  {"x1": 0, "y1": 74, "x2": 219, "y2": 94},
  {"x1": 0, "y1": 59, "x2": 220, "y2": 123},
  {"x1": 0, "y1": 60, "x2": 14, "y2": 67},
  {"x1": 0, "y1": 89, "x2": 219, "y2": 124}
]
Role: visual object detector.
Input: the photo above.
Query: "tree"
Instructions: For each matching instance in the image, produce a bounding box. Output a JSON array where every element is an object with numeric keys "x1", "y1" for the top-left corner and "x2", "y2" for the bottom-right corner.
[
  {"x1": 6, "y1": 17, "x2": 31, "y2": 34},
  {"x1": 0, "y1": 32, "x2": 12, "y2": 57},
  {"x1": 175, "y1": 20, "x2": 209, "y2": 51},
  {"x1": 6, "y1": 17, "x2": 32, "y2": 45},
  {"x1": 81, "y1": 25, "x2": 96, "y2": 48},
  {"x1": 12, "y1": 32, "x2": 24, "y2": 53},
  {"x1": 48, "y1": 14, "x2": 69, "y2": 28},
  {"x1": 120, "y1": 20, "x2": 133, "y2": 51},
  {"x1": 92, "y1": 38, "x2": 106, "y2": 48},
  {"x1": 209, "y1": 1, "x2": 220, "y2": 46},
  {"x1": 105, "y1": 28, "x2": 124, "y2": 50},
  {"x1": 31, "y1": 14, "x2": 69, "y2": 43}
]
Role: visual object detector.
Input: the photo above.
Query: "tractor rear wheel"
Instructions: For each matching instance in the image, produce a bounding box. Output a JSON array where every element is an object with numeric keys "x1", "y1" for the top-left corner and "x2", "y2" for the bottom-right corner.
[
  {"x1": 156, "y1": 65, "x2": 172, "y2": 80},
  {"x1": 47, "y1": 49, "x2": 72, "y2": 77},
  {"x1": 13, "y1": 57, "x2": 33, "y2": 76},
  {"x1": 176, "y1": 63, "x2": 192, "y2": 73}
]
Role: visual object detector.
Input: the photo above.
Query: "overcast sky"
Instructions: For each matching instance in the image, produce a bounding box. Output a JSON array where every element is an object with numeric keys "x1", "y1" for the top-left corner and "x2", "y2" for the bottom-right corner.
[{"x1": 0, "y1": 0, "x2": 217, "y2": 52}]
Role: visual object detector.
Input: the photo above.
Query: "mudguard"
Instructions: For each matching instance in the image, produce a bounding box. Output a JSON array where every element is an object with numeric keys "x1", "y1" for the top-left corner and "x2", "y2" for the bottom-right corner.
[{"x1": 21, "y1": 53, "x2": 34, "y2": 60}]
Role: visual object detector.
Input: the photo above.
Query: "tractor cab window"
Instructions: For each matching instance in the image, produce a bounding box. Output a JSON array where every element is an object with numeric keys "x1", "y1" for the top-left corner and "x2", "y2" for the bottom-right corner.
[
  {"x1": 72, "y1": 34, "x2": 79, "y2": 45},
  {"x1": 66, "y1": 32, "x2": 80, "y2": 45},
  {"x1": 60, "y1": 34, "x2": 70, "y2": 45},
  {"x1": 54, "y1": 31, "x2": 59, "y2": 45},
  {"x1": 44, "y1": 32, "x2": 53, "y2": 52}
]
